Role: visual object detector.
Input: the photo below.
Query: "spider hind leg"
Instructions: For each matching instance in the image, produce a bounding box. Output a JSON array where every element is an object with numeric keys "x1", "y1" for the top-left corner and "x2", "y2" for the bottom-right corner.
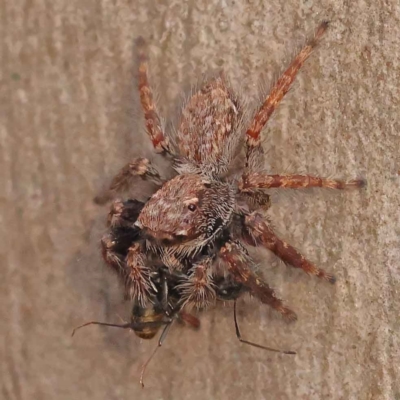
[
  {"x1": 244, "y1": 21, "x2": 329, "y2": 167},
  {"x1": 243, "y1": 212, "x2": 336, "y2": 284},
  {"x1": 219, "y1": 240, "x2": 298, "y2": 322}
]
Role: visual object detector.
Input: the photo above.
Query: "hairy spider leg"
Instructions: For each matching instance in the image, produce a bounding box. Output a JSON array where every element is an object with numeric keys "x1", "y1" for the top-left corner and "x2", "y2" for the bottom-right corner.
[
  {"x1": 106, "y1": 199, "x2": 144, "y2": 227},
  {"x1": 94, "y1": 35, "x2": 173, "y2": 205},
  {"x1": 100, "y1": 226, "x2": 155, "y2": 305},
  {"x1": 125, "y1": 243, "x2": 155, "y2": 306},
  {"x1": 240, "y1": 173, "x2": 366, "y2": 191},
  {"x1": 136, "y1": 36, "x2": 171, "y2": 155},
  {"x1": 243, "y1": 212, "x2": 336, "y2": 283},
  {"x1": 176, "y1": 257, "x2": 217, "y2": 309},
  {"x1": 94, "y1": 157, "x2": 163, "y2": 204},
  {"x1": 245, "y1": 21, "x2": 329, "y2": 168},
  {"x1": 219, "y1": 240, "x2": 297, "y2": 321}
]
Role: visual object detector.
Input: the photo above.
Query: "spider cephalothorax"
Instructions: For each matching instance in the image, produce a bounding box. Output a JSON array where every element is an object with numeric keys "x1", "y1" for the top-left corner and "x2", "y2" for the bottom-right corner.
[
  {"x1": 97, "y1": 21, "x2": 365, "y2": 323},
  {"x1": 136, "y1": 174, "x2": 235, "y2": 250}
]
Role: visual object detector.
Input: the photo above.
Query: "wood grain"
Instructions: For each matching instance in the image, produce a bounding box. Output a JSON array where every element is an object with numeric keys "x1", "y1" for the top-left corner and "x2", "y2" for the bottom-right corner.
[{"x1": 2, "y1": 1, "x2": 400, "y2": 399}]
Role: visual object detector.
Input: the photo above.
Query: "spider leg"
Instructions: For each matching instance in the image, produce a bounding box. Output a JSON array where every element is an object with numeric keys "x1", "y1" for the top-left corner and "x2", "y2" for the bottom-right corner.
[
  {"x1": 219, "y1": 240, "x2": 297, "y2": 321},
  {"x1": 242, "y1": 212, "x2": 336, "y2": 283},
  {"x1": 136, "y1": 37, "x2": 171, "y2": 155},
  {"x1": 238, "y1": 189, "x2": 271, "y2": 213},
  {"x1": 124, "y1": 243, "x2": 156, "y2": 306},
  {"x1": 101, "y1": 230, "x2": 155, "y2": 306},
  {"x1": 240, "y1": 173, "x2": 366, "y2": 190},
  {"x1": 162, "y1": 270, "x2": 201, "y2": 328},
  {"x1": 100, "y1": 230, "x2": 127, "y2": 274},
  {"x1": 245, "y1": 21, "x2": 328, "y2": 167},
  {"x1": 176, "y1": 257, "x2": 216, "y2": 309},
  {"x1": 94, "y1": 157, "x2": 162, "y2": 205},
  {"x1": 107, "y1": 199, "x2": 145, "y2": 227}
]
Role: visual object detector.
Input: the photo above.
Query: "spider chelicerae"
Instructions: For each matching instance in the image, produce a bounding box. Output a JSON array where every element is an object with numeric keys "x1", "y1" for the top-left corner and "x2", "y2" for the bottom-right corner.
[{"x1": 74, "y1": 21, "x2": 365, "y2": 385}]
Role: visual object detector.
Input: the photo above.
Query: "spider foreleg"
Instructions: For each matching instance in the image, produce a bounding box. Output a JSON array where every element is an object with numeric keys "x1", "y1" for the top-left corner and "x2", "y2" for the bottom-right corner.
[
  {"x1": 219, "y1": 240, "x2": 297, "y2": 321},
  {"x1": 107, "y1": 199, "x2": 145, "y2": 227},
  {"x1": 125, "y1": 243, "x2": 156, "y2": 306},
  {"x1": 243, "y1": 212, "x2": 336, "y2": 283},
  {"x1": 94, "y1": 157, "x2": 162, "y2": 204},
  {"x1": 101, "y1": 233, "x2": 155, "y2": 306},
  {"x1": 176, "y1": 257, "x2": 216, "y2": 309},
  {"x1": 101, "y1": 230, "x2": 131, "y2": 275}
]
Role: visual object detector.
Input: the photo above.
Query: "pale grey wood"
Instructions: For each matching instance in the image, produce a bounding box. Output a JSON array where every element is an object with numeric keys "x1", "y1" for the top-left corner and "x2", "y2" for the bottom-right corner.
[{"x1": 1, "y1": 1, "x2": 399, "y2": 399}]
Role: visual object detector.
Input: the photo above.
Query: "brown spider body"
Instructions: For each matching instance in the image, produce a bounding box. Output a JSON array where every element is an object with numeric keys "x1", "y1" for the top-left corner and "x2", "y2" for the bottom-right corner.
[
  {"x1": 73, "y1": 21, "x2": 368, "y2": 386},
  {"x1": 137, "y1": 174, "x2": 235, "y2": 253},
  {"x1": 97, "y1": 21, "x2": 365, "y2": 325},
  {"x1": 176, "y1": 77, "x2": 241, "y2": 175}
]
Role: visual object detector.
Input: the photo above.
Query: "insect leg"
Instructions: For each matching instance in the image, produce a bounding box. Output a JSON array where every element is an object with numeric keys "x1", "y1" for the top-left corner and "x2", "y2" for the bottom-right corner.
[
  {"x1": 177, "y1": 311, "x2": 201, "y2": 329},
  {"x1": 139, "y1": 320, "x2": 174, "y2": 388},
  {"x1": 233, "y1": 300, "x2": 295, "y2": 354}
]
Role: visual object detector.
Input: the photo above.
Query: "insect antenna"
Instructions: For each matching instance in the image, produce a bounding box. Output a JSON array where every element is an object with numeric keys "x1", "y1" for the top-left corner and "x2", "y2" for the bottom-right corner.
[
  {"x1": 233, "y1": 300, "x2": 296, "y2": 355},
  {"x1": 71, "y1": 316, "x2": 170, "y2": 337},
  {"x1": 71, "y1": 321, "x2": 132, "y2": 336}
]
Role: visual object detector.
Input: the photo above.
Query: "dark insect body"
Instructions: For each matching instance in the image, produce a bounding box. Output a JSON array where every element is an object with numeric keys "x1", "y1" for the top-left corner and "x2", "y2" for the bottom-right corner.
[
  {"x1": 74, "y1": 21, "x2": 365, "y2": 386},
  {"x1": 72, "y1": 267, "x2": 201, "y2": 387}
]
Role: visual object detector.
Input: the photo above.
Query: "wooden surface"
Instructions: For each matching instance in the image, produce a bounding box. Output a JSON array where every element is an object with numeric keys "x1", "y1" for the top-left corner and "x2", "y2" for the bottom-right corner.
[{"x1": 2, "y1": 1, "x2": 400, "y2": 399}]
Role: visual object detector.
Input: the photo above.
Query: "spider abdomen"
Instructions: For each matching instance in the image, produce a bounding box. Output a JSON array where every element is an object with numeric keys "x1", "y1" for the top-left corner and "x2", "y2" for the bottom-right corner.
[{"x1": 177, "y1": 77, "x2": 241, "y2": 175}]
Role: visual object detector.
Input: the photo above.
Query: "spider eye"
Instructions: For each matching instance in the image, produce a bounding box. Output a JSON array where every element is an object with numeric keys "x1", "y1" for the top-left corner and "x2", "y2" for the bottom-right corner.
[{"x1": 188, "y1": 204, "x2": 197, "y2": 212}]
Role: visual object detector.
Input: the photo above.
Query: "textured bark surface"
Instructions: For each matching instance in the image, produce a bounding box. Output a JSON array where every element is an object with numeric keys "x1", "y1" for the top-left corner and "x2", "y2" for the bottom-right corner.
[{"x1": 2, "y1": 1, "x2": 400, "y2": 399}]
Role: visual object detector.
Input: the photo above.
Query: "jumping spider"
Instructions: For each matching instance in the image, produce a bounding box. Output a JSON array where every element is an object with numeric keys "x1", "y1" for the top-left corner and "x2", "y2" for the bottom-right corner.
[{"x1": 76, "y1": 21, "x2": 365, "y2": 384}]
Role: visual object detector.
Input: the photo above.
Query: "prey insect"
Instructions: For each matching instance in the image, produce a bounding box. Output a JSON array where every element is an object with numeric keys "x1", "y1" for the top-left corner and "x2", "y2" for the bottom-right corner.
[
  {"x1": 72, "y1": 268, "x2": 200, "y2": 387},
  {"x1": 72, "y1": 268, "x2": 293, "y2": 387},
  {"x1": 74, "y1": 20, "x2": 365, "y2": 386},
  {"x1": 74, "y1": 199, "x2": 292, "y2": 386}
]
